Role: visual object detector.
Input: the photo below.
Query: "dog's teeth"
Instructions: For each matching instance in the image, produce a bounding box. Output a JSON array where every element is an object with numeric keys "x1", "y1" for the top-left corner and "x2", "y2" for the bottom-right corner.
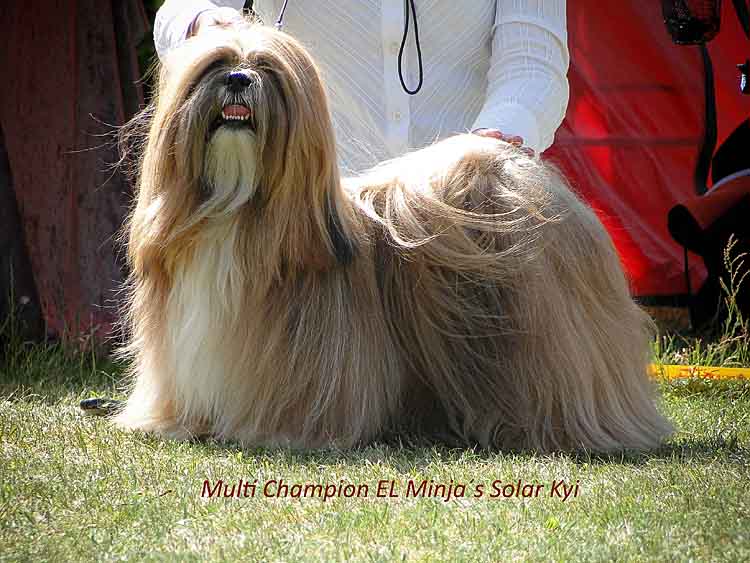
[{"x1": 220, "y1": 109, "x2": 250, "y2": 122}]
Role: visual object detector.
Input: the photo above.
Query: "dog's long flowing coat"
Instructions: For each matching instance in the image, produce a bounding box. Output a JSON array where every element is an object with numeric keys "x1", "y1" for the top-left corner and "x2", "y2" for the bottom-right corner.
[{"x1": 117, "y1": 23, "x2": 673, "y2": 452}]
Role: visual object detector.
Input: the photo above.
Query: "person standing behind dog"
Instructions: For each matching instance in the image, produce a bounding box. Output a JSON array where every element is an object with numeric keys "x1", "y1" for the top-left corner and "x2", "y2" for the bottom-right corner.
[{"x1": 154, "y1": 0, "x2": 569, "y2": 173}]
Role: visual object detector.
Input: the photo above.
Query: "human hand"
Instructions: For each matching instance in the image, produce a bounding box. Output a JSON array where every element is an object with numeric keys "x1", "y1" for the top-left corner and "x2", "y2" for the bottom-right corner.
[
  {"x1": 190, "y1": 8, "x2": 245, "y2": 37},
  {"x1": 472, "y1": 128, "x2": 535, "y2": 157}
]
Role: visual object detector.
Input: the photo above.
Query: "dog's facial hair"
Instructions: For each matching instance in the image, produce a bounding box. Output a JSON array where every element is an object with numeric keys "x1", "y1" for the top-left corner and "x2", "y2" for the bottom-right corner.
[{"x1": 203, "y1": 126, "x2": 259, "y2": 215}]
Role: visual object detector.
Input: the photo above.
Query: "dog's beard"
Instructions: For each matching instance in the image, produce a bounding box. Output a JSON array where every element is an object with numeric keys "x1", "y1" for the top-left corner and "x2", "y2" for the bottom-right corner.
[
  {"x1": 169, "y1": 59, "x2": 263, "y2": 219},
  {"x1": 203, "y1": 126, "x2": 259, "y2": 215}
]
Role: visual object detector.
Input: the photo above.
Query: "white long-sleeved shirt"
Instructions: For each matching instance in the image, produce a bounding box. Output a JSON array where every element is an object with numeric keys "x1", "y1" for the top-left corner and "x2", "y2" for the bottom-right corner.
[{"x1": 155, "y1": 0, "x2": 569, "y2": 173}]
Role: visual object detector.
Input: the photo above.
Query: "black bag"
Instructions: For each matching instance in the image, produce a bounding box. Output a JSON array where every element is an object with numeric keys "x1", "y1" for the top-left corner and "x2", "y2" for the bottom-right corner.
[{"x1": 662, "y1": 0, "x2": 723, "y2": 44}]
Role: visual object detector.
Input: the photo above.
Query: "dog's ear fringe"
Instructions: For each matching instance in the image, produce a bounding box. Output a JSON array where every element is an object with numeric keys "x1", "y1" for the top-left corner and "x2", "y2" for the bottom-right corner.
[
  {"x1": 326, "y1": 196, "x2": 356, "y2": 266},
  {"x1": 118, "y1": 104, "x2": 156, "y2": 187}
]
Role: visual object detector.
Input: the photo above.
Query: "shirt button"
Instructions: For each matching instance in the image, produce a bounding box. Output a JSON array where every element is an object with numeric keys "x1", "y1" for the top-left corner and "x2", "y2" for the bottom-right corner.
[
  {"x1": 390, "y1": 41, "x2": 400, "y2": 55},
  {"x1": 393, "y1": 111, "x2": 402, "y2": 121}
]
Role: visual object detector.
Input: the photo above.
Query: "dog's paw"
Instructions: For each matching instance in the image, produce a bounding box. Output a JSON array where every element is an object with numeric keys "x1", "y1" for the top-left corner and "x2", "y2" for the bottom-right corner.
[{"x1": 114, "y1": 409, "x2": 210, "y2": 442}]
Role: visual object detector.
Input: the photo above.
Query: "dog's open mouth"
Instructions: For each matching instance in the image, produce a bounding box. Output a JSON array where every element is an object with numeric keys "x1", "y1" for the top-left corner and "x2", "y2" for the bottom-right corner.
[
  {"x1": 211, "y1": 104, "x2": 255, "y2": 134},
  {"x1": 222, "y1": 104, "x2": 251, "y2": 122}
]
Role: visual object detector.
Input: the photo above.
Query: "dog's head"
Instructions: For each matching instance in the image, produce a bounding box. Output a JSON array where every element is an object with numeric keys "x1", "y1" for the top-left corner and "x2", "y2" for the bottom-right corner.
[{"x1": 127, "y1": 22, "x2": 354, "y2": 278}]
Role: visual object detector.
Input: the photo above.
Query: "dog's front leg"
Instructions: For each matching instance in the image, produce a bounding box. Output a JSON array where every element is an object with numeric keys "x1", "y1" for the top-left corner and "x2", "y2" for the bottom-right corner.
[{"x1": 114, "y1": 365, "x2": 211, "y2": 441}]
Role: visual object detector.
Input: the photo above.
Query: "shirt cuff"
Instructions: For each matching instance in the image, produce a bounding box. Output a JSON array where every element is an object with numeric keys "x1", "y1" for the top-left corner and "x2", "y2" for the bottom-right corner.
[{"x1": 471, "y1": 102, "x2": 543, "y2": 154}]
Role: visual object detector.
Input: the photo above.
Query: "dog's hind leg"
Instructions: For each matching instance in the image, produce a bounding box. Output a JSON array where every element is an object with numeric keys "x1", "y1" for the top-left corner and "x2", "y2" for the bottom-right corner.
[
  {"x1": 448, "y1": 146, "x2": 674, "y2": 452},
  {"x1": 498, "y1": 192, "x2": 674, "y2": 452}
]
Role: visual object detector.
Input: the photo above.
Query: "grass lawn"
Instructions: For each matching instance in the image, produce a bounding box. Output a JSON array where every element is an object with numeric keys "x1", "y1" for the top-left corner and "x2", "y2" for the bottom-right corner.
[{"x1": 1, "y1": 330, "x2": 749, "y2": 562}]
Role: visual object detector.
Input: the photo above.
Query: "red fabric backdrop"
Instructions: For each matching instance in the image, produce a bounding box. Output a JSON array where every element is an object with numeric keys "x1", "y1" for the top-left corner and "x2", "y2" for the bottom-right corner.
[
  {"x1": 1, "y1": 1, "x2": 749, "y2": 336},
  {"x1": 0, "y1": 0, "x2": 148, "y2": 337},
  {"x1": 545, "y1": 0, "x2": 750, "y2": 297}
]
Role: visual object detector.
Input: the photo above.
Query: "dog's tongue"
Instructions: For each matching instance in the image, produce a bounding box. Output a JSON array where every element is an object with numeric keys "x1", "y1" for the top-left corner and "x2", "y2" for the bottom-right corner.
[{"x1": 223, "y1": 104, "x2": 251, "y2": 118}]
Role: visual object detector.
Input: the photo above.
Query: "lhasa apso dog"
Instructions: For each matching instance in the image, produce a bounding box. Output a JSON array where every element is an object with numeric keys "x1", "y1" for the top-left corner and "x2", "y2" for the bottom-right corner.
[{"x1": 116, "y1": 22, "x2": 672, "y2": 452}]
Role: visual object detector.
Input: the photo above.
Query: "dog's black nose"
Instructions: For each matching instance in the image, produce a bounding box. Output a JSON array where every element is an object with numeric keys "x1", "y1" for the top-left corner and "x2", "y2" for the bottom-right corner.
[{"x1": 226, "y1": 71, "x2": 251, "y2": 92}]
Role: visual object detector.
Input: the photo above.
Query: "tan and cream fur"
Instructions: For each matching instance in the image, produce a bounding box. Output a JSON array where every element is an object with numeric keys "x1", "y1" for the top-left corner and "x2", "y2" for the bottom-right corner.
[{"x1": 116, "y1": 22, "x2": 673, "y2": 452}]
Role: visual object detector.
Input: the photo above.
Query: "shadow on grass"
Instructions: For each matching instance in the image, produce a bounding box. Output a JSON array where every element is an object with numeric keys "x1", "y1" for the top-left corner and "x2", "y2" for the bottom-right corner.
[
  {"x1": 146, "y1": 427, "x2": 749, "y2": 472},
  {"x1": 4, "y1": 336, "x2": 748, "y2": 470},
  {"x1": 0, "y1": 337, "x2": 126, "y2": 403},
  {"x1": 564, "y1": 435, "x2": 748, "y2": 466}
]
